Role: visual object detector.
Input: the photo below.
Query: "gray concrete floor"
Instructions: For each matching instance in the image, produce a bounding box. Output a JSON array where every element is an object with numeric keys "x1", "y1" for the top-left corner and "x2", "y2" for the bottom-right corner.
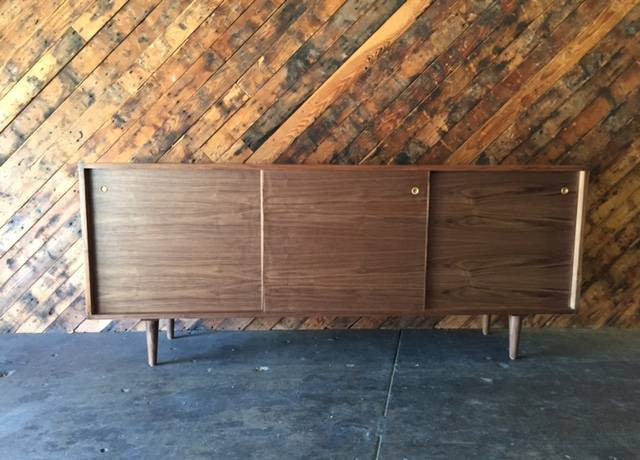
[{"x1": 1, "y1": 329, "x2": 639, "y2": 459}]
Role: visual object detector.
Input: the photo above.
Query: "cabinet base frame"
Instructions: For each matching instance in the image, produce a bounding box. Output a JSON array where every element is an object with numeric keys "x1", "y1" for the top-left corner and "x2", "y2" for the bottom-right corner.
[
  {"x1": 143, "y1": 315, "x2": 526, "y2": 366},
  {"x1": 166, "y1": 319, "x2": 174, "y2": 340},
  {"x1": 482, "y1": 314, "x2": 491, "y2": 335},
  {"x1": 509, "y1": 315, "x2": 522, "y2": 360},
  {"x1": 145, "y1": 320, "x2": 159, "y2": 367}
]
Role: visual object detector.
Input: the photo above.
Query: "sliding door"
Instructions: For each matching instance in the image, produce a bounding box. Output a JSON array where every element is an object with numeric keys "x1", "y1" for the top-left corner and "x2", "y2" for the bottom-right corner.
[{"x1": 263, "y1": 169, "x2": 429, "y2": 314}]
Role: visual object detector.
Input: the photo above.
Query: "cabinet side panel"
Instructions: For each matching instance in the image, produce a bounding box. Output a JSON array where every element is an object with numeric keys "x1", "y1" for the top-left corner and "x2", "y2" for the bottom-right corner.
[
  {"x1": 426, "y1": 171, "x2": 580, "y2": 313},
  {"x1": 87, "y1": 168, "x2": 262, "y2": 315},
  {"x1": 569, "y1": 170, "x2": 588, "y2": 310},
  {"x1": 78, "y1": 166, "x2": 95, "y2": 316}
]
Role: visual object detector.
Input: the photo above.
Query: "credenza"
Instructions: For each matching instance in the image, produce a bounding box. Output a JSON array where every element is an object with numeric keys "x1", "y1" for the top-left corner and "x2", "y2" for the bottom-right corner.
[{"x1": 78, "y1": 164, "x2": 587, "y2": 366}]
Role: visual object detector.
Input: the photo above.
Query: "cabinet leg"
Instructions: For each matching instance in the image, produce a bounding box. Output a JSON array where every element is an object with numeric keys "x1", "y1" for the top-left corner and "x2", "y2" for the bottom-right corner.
[
  {"x1": 481, "y1": 314, "x2": 491, "y2": 336},
  {"x1": 167, "y1": 319, "x2": 175, "y2": 340},
  {"x1": 146, "y1": 319, "x2": 159, "y2": 367},
  {"x1": 508, "y1": 315, "x2": 522, "y2": 360}
]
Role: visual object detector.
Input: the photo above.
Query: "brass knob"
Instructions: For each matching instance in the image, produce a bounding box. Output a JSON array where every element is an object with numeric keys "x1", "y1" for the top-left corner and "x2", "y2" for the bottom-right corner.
[
  {"x1": 411, "y1": 186, "x2": 420, "y2": 195},
  {"x1": 560, "y1": 186, "x2": 569, "y2": 195},
  {"x1": 100, "y1": 185, "x2": 108, "y2": 193}
]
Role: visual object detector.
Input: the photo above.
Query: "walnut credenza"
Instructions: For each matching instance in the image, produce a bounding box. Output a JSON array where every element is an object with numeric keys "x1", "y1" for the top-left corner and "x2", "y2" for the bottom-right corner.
[{"x1": 78, "y1": 164, "x2": 587, "y2": 365}]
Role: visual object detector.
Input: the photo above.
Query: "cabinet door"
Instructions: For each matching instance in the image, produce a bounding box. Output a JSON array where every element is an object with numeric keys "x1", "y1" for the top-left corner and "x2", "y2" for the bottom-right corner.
[
  {"x1": 84, "y1": 167, "x2": 261, "y2": 316},
  {"x1": 263, "y1": 169, "x2": 429, "y2": 313},
  {"x1": 427, "y1": 171, "x2": 585, "y2": 314}
]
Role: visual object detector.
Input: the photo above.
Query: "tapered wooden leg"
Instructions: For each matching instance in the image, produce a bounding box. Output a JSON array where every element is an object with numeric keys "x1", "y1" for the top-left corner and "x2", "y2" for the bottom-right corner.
[
  {"x1": 509, "y1": 315, "x2": 522, "y2": 360},
  {"x1": 166, "y1": 319, "x2": 174, "y2": 340},
  {"x1": 146, "y1": 319, "x2": 159, "y2": 367},
  {"x1": 481, "y1": 314, "x2": 491, "y2": 336}
]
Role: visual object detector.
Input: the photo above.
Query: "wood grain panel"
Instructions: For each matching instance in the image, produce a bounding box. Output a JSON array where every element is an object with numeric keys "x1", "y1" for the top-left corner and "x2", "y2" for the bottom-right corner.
[
  {"x1": 263, "y1": 169, "x2": 429, "y2": 313},
  {"x1": 83, "y1": 166, "x2": 261, "y2": 316},
  {"x1": 427, "y1": 171, "x2": 581, "y2": 314}
]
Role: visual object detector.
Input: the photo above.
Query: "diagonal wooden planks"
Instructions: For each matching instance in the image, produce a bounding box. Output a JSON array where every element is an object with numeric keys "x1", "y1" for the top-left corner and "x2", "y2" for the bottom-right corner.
[
  {"x1": 445, "y1": 0, "x2": 638, "y2": 164},
  {"x1": 0, "y1": 0, "x2": 639, "y2": 333},
  {"x1": 246, "y1": 0, "x2": 433, "y2": 164}
]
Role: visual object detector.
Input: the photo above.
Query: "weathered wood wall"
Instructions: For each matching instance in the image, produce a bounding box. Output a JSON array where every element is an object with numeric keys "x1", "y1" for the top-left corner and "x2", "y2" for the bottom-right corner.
[{"x1": 0, "y1": 0, "x2": 638, "y2": 334}]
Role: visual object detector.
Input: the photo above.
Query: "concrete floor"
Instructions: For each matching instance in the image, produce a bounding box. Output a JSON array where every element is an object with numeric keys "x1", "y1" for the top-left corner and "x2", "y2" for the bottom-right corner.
[{"x1": 1, "y1": 329, "x2": 639, "y2": 459}]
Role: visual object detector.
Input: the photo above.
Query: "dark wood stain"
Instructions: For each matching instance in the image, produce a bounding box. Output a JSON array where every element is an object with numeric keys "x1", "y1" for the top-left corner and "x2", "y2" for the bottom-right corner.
[
  {"x1": 427, "y1": 171, "x2": 580, "y2": 313},
  {"x1": 86, "y1": 167, "x2": 262, "y2": 315},
  {"x1": 78, "y1": 164, "x2": 585, "y2": 321},
  {"x1": 263, "y1": 168, "x2": 429, "y2": 313}
]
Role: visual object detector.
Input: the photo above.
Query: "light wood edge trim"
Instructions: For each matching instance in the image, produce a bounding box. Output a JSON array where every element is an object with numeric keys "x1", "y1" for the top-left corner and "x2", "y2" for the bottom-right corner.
[
  {"x1": 423, "y1": 171, "x2": 430, "y2": 311},
  {"x1": 569, "y1": 170, "x2": 588, "y2": 310},
  {"x1": 79, "y1": 163, "x2": 587, "y2": 172},
  {"x1": 260, "y1": 169, "x2": 265, "y2": 312},
  {"x1": 77, "y1": 164, "x2": 95, "y2": 316}
]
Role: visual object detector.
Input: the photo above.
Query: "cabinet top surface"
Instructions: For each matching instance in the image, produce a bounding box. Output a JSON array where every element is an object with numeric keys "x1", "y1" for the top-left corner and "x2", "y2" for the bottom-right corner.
[{"x1": 79, "y1": 163, "x2": 587, "y2": 172}]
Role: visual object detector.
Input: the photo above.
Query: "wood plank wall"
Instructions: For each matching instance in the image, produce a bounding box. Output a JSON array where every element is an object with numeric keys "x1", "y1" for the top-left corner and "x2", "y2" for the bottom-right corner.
[{"x1": 0, "y1": 0, "x2": 638, "y2": 334}]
